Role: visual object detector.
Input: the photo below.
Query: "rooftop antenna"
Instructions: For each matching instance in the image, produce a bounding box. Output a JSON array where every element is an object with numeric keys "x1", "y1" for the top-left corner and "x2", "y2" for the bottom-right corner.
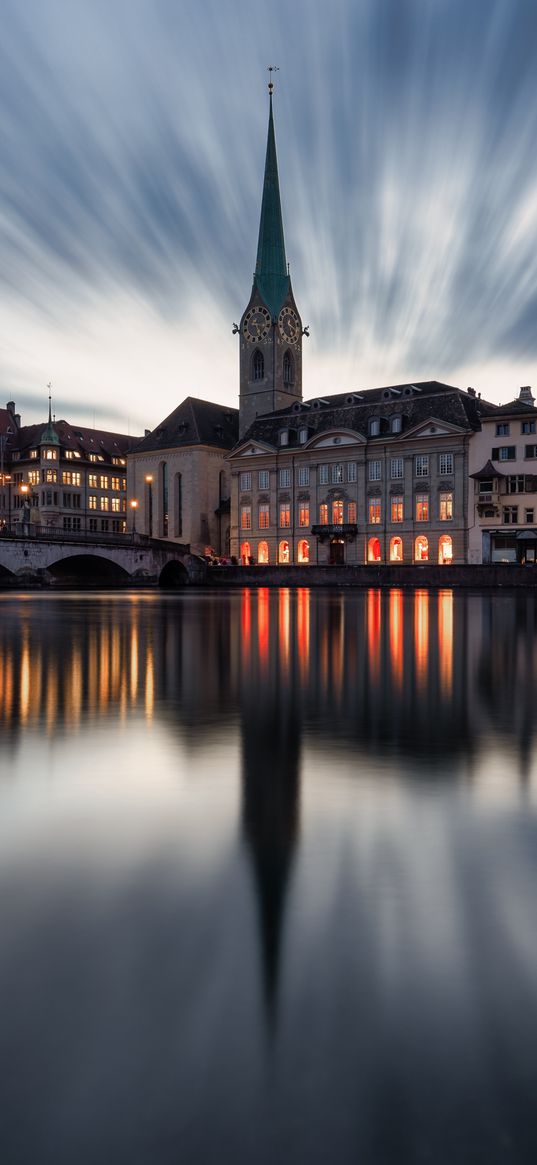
[{"x1": 267, "y1": 65, "x2": 279, "y2": 96}]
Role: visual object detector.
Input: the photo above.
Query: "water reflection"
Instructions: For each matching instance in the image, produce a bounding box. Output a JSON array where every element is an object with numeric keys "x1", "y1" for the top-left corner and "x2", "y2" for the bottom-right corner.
[{"x1": 1, "y1": 588, "x2": 537, "y2": 1164}]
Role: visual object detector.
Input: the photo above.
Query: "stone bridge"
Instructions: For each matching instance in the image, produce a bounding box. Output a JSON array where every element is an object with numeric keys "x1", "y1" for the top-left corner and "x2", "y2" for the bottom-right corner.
[{"x1": 0, "y1": 528, "x2": 205, "y2": 587}]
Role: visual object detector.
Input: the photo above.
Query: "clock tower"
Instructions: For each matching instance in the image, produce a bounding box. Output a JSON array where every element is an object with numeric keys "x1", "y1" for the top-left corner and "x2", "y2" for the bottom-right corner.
[{"x1": 238, "y1": 81, "x2": 304, "y2": 439}]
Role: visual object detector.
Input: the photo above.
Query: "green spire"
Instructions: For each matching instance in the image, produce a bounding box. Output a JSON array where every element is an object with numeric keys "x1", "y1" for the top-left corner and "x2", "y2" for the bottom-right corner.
[
  {"x1": 254, "y1": 89, "x2": 290, "y2": 318},
  {"x1": 41, "y1": 383, "x2": 59, "y2": 445}
]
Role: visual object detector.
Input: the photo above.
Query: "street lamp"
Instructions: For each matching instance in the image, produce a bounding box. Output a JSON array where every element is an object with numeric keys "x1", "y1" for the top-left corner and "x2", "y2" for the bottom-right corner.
[
  {"x1": 0, "y1": 472, "x2": 11, "y2": 532},
  {"x1": 20, "y1": 483, "x2": 30, "y2": 536},
  {"x1": 145, "y1": 474, "x2": 153, "y2": 537},
  {"x1": 130, "y1": 498, "x2": 138, "y2": 536}
]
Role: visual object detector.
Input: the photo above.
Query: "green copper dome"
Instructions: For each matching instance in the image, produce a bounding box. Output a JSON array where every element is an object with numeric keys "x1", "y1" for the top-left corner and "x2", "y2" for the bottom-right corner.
[{"x1": 254, "y1": 93, "x2": 290, "y2": 318}]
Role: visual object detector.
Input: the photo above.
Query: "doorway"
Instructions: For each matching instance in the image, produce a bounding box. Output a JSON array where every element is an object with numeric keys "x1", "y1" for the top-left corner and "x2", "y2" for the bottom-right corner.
[{"x1": 330, "y1": 538, "x2": 345, "y2": 565}]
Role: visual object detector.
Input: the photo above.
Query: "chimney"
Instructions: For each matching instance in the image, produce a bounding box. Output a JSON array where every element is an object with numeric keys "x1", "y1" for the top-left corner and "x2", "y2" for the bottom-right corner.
[
  {"x1": 519, "y1": 385, "x2": 535, "y2": 405},
  {"x1": 6, "y1": 402, "x2": 20, "y2": 428}
]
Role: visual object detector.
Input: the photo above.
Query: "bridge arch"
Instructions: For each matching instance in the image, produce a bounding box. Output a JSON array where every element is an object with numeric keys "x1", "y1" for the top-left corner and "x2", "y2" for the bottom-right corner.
[
  {"x1": 158, "y1": 559, "x2": 190, "y2": 587},
  {"x1": 46, "y1": 553, "x2": 130, "y2": 585}
]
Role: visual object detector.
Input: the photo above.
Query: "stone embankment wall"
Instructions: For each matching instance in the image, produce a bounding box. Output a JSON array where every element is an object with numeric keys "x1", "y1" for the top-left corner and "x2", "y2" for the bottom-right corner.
[{"x1": 206, "y1": 564, "x2": 537, "y2": 589}]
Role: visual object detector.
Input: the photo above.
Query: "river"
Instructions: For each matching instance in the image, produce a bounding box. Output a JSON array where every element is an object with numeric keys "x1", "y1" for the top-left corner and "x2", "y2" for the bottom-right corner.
[{"x1": 1, "y1": 587, "x2": 536, "y2": 1163}]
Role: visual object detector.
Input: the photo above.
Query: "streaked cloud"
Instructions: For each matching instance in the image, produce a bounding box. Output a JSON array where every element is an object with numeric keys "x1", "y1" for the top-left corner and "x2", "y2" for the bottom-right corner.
[{"x1": 1, "y1": 0, "x2": 537, "y2": 431}]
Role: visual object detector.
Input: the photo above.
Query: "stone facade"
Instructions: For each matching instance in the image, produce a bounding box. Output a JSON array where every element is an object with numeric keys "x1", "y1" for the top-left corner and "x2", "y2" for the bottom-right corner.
[
  {"x1": 127, "y1": 397, "x2": 238, "y2": 557},
  {"x1": 468, "y1": 386, "x2": 537, "y2": 564}
]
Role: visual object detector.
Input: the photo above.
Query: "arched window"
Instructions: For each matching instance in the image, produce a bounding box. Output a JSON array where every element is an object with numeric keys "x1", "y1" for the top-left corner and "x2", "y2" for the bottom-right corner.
[
  {"x1": 415, "y1": 535, "x2": 428, "y2": 562},
  {"x1": 390, "y1": 536, "x2": 403, "y2": 562},
  {"x1": 175, "y1": 472, "x2": 182, "y2": 537},
  {"x1": 161, "y1": 461, "x2": 168, "y2": 538},
  {"x1": 438, "y1": 534, "x2": 453, "y2": 564},
  {"x1": 298, "y1": 539, "x2": 309, "y2": 563},
  {"x1": 253, "y1": 350, "x2": 264, "y2": 381},
  {"x1": 368, "y1": 536, "x2": 381, "y2": 562},
  {"x1": 257, "y1": 540, "x2": 269, "y2": 564},
  {"x1": 240, "y1": 541, "x2": 251, "y2": 565},
  {"x1": 279, "y1": 539, "x2": 290, "y2": 564},
  {"x1": 283, "y1": 350, "x2": 293, "y2": 385},
  {"x1": 369, "y1": 417, "x2": 380, "y2": 437}
]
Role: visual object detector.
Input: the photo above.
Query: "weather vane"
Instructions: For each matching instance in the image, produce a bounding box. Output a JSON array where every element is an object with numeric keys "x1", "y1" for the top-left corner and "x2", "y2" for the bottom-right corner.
[{"x1": 267, "y1": 65, "x2": 279, "y2": 95}]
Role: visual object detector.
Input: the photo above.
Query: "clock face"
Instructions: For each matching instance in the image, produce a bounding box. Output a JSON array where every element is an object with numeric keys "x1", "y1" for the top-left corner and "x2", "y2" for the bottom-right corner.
[
  {"x1": 278, "y1": 307, "x2": 300, "y2": 344},
  {"x1": 243, "y1": 306, "x2": 271, "y2": 343}
]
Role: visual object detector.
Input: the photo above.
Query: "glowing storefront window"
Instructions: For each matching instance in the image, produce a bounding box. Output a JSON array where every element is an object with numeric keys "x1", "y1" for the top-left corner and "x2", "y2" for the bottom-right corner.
[
  {"x1": 279, "y1": 540, "x2": 290, "y2": 564},
  {"x1": 368, "y1": 536, "x2": 381, "y2": 562},
  {"x1": 438, "y1": 535, "x2": 453, "y2": 564},
  {"x1": 390, "y1": 536, "x2": 403, "y2": 562},
  {"x1": 415, "y1": 535, "x2": 429, "y2": 561},
  {"x1": 240, "y1": 541, "x2": 251, "y2": 565},
  {"x1": 257, "y1": 540, "x2": 269, "y2": 564},
  {"x1": 298, "y1": 539, "x2": 310, "y2": 563}
]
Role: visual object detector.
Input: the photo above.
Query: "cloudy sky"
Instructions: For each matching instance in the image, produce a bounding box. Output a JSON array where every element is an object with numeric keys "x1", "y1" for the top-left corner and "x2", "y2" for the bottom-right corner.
[{"x1": 2, "y1": 0, "x2": 537, "y2": 434}]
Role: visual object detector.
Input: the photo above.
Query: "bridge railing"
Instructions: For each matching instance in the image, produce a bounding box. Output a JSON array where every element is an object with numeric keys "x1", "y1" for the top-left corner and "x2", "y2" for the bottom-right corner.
[{"x1": 0, "y1": 523, "x2": 148, "y2": 546}]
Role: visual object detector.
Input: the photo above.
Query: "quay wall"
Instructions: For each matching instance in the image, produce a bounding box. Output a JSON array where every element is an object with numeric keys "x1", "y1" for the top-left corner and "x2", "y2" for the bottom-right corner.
[{"x1": 206, "y1": 564, "x2": 537, "y2": 589}]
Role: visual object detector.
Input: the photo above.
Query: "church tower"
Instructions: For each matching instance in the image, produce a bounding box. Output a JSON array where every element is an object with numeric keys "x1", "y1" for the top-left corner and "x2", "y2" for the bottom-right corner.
[{"x1": 238, "y1": 80, "x2": 303, "y2": 439}]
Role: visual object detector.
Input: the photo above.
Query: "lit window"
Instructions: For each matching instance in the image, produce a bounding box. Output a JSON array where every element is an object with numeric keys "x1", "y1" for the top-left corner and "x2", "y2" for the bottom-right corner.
[
  {"x1": 279, "y1": 468, "x2": 291, "y2": 488},
  {"x1": 100, "y1": 496, "x2": 109, "y2": 512},
  {"x1": 415, "y1": 455, "x2": 429, "y2": 477},
  {"x1": 28, "y1": 470, "x2": 40, "y2": 485},
  {"x1": 368, "y1": 497, "x2": 381, "y2": 524},
  {"x1": 416, "y1": 494, "x2": 429, "y2": 521},
  {"x1": 258, "y1": 503, "x2": 270, "y2": 528},
  {"x1": 298, "y1": 466, "x2": 309, "y2": 486},
  {"x1": 438, "y1": 535, "x2": 453, "y2": 564},
  {"x1": 390, "y1": 536, "x2": 403, "y2": 562},
  {"x1": 332, "y1": 500, "x2": 344, "y2": 524},
  {"x1": 44, "y1": 469, "x2": 57, "y2": 483},
  {"x1": 279, "y1": 540, "x2": 290, "y2": 564},
  {"x1": 438, "y1": 453, "x2": 453, "y2": 475},
  {"x1": 439, "y1": 492, "x2": 453, "y2": 520},
  {"x1": 99, "y1": 475, "x2": 109, "y2": 489},
  {"x1": 415, "y1": 535, "x2": 429, "y2": 561},
  {"x1": 297, "y1": 539, "x2": 309, "y2": 563},
  {"x1": 88, "y1": 495, "x2": 97, "y2": 510},
  {"x1": 318, "y1": 465, "x2": 329, "y2": 485},
  {"x1": 348, "y1": 501, "x2": 357, "y2": 524},
  {"x1": 111, "y1": 498, "x2": 120, "y2": 512},
  {"x1": 347, "y1": 462, "x2": 357, "y2": 483},
  {"x1": 279, "y1": 503, "x2": 291, "y2": 528},
  {"x1": 319, "y1": 503, "x2": 328, "y2": 525},
  {"x1": 43, "y1": 448, "x2": 57, "y2": 461},
  {"x1": 299, "y1": 503, "x2": 309, "y2": 527},
  {"x1": 88, "y1": 474, "x2": 98, "y2": 488},
  {"x1": 368, "y1": 537, "x2": 381, "y2": 562},
  {"x1": 331, "y1": 464, "x2": 343, "y2": 484},
  {"x1": 257, "y1": 540, "x2": 269, "y2": 564},
  {"x1": 391, "y1": 496, "x2": 403, "y2": 522},
  {"x1": 241, "y1": 505, "x2": 252, "y2": 530},
  {"x1": 239, "y1": 471, "x2": 252, "y2": 492},
  {"x1": 369, "y1": 459, "x2": 381, "y2": 481},
  {"x1": 240, "y1": 541, "x2": 251, "y2": 564},
  {"x1": 258, "y1": 469, "x2": 269, "y2": 489},
  {"x1": 111, "y1": 476, "x2": 120, "y2": 491}
]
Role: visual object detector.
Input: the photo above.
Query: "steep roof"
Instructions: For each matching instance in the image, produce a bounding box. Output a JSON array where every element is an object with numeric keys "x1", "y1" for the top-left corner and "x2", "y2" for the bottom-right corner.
[
  {"x1": 253, "y1": 91, "x2": 290, "y2": 317},
  {"x1": 132, "y1": 397, "x2": 239, "y2": 454},
  {"x1": 239, "y1": 380, "x2": 498, "y2": 448},
  {"x1": 12, "y1": 420, "x2": 135, "y2": 459}
]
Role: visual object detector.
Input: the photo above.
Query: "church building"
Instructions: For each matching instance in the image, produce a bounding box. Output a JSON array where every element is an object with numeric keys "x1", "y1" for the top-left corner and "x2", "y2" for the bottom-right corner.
[{"x1": 229, "y1": 83, "x2": 501, "y2": 567}]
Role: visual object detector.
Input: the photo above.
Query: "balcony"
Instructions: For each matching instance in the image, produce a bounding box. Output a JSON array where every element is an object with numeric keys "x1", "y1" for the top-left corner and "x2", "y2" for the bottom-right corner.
[{"x1": 311, "y1": 523, "x2": 358, "y2": 541}]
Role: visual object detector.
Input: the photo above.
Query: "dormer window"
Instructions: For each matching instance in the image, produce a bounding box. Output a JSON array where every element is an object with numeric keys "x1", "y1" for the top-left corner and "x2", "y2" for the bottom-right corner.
[
  {"x1": 280, "y1": 430, "x2": 289, "y2": 447},
  {"x1": 299, "y1": 427, "x2": 308, "y2": 444},
  {"x1": 253, "y1": 349, "x2": 264, "y2": 382},
  {"x1": 391, "y1": 415, "x2": 402, "y2": 433},
  {"x1": 369, "y1": 418, "x2": 380, "y2": 437}
]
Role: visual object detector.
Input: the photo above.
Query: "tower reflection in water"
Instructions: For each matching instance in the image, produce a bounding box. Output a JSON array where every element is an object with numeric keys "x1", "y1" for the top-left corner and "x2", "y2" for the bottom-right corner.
[{"x1": 0, "y1": 587, "x2": 536, "y2": 1023}]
